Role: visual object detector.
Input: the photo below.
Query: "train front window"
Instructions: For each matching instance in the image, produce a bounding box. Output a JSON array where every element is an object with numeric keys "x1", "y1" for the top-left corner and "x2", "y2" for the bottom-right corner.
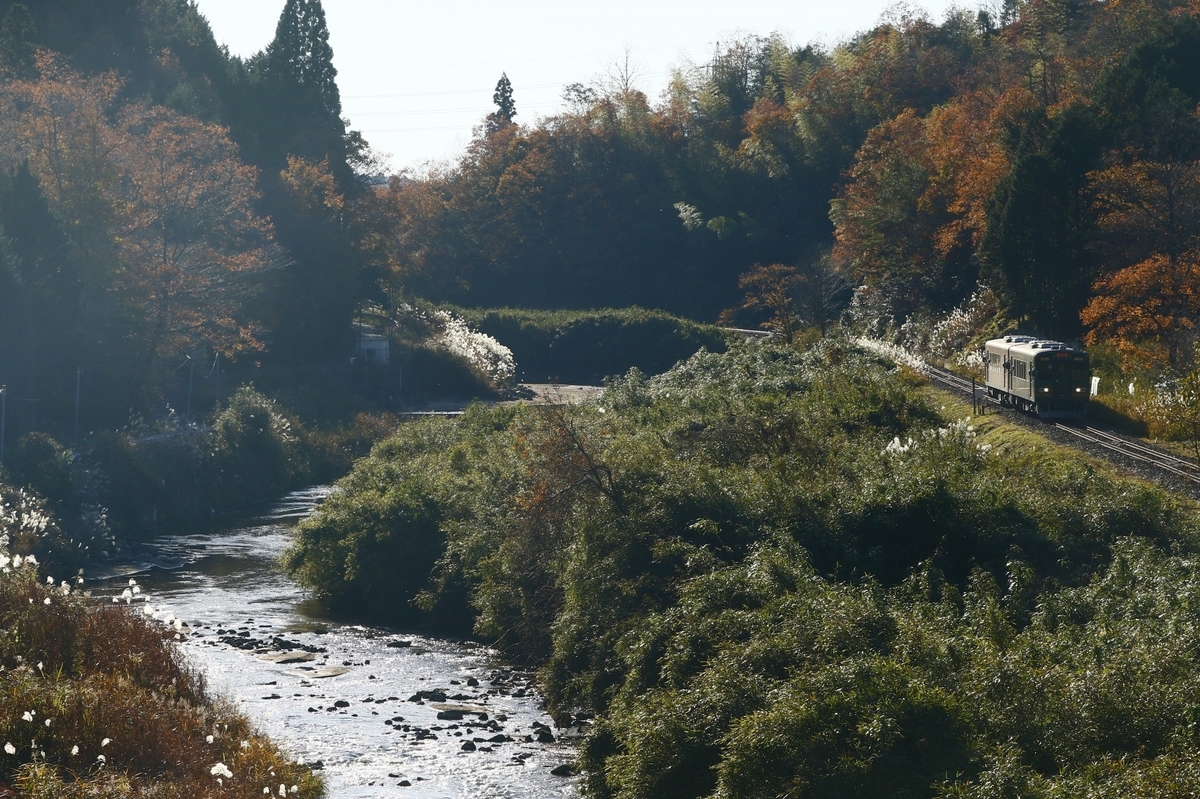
[{"x1": 1037, "y1": 353, "x2": 1088, "y2": 384}]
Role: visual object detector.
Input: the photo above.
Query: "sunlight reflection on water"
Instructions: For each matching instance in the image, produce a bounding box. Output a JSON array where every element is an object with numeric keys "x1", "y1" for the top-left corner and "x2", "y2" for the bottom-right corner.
[{"x1": 100, "y1": 487, "x2": 579, "y2": 798}]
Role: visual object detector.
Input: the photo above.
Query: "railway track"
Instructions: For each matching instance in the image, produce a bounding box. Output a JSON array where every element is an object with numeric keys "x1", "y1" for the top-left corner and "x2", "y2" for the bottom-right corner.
[{"x1": 922, "y1": 362, "x2": 1200, "y2": 489}]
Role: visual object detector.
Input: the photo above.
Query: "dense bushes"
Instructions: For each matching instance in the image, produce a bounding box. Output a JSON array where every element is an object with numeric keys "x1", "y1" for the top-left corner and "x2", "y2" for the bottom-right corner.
[
  {"x1": 3, "y1": 387, "x2": 390, "y2": 574},
  {"x1": 285, "y1": 339, "x2": 1200, "y2": 798},
  {"x1": 284, "y1": 406, "x2": 520, "y2": 629},
  {"x1": 452, "y1": 306, "x2": 731, "y2": 383},
  {"x1": 580, "y1": 538, "x2": 1200, "y2": 799}
]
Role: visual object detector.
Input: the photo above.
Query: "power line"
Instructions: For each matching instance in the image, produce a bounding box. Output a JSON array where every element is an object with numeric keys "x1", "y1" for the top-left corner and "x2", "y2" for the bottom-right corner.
[
  {"x1": 339, "y1": 44, "x2": 710, "y2": 74},
  {"x1": 343, "y1": 82, "x2": 563, "y2": 101},
  {"x1": 350, "y1": 102, "x2": 561, "y2": 119},
  {"x1": 341, "y1": 71, "x2": 672, "y2": 102},
  {"x1": 357, "y1": 124, "x2": 485, "y2": 134}
]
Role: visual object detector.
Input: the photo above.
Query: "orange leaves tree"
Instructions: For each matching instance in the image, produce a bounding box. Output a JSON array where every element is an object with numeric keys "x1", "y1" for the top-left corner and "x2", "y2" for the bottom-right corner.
[
  {"x1": 1081, "y1": 252, "x2": 1200, "y2": 368},
  {"x1": 0, "y1": 56, "x2": 277, "y2": 415},
  {"x1": 719, "y1": 263, "x2": 803, "y2": 342},
  {"x1": 1081, "y1": 23, "x2": 1200, "y2": 371},
  {"x1": 1081, "y1": 157, "x2": 1200, "y2": 370},
  {"x1": 831, "y1": 109, "x2": 962, "y2": 319},
  {"x1": 0, "y1": 54, "x2": 124, "y2": 258},
  {"x1": 112, "y1": 107, "x2": 277, "y2": 405}
]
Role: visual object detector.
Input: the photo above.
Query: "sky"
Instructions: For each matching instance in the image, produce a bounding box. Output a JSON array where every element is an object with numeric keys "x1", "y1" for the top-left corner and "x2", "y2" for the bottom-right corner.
[{"x1": 192, "y1": 0, "x2": 970, "y2": 175}]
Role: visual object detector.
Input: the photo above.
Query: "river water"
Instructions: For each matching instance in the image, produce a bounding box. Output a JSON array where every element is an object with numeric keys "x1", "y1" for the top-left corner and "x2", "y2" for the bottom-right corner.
[{"x1": 95, "y1": 487, "x2": 580, "y2": 798}]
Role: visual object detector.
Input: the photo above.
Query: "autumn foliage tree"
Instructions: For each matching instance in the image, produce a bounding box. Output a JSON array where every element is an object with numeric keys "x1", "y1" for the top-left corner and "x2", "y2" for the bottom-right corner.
[
  {"x1": 0, "y1": 55, "x2": 124, "y2": 259},
  {"x1": 0, "y1": 55, "x2": 278, "y2": 424},
  {"x1": 720, "y1": 263, "x2": 804, "y2": 342},
  {"x1": 1080, "y1": 14, "x2": 1200, "y2": 370},
  {"x1": 1081, "y1": 138, "x2": 1200, "y2": 371},
  {"x1": 113, "y1": 107, "x2": 276, "y2": 406},
  {"x1": 1081, "y1": 252, "x2": 1200, "y2": 369}
]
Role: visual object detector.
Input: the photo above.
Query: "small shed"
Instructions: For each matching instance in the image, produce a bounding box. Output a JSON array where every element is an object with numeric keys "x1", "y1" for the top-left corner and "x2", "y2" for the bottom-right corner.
[{"x1": 355, "y1": 323, "x2": 390, "y2": 364}]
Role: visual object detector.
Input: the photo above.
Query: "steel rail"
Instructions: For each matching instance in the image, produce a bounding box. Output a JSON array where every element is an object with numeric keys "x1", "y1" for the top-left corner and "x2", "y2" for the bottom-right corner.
[
  {"x1": 921, "y1": 362, "x2": 1200, "y2": 486},
  {"x1": 1050, "y1": 423, "x2": 1200, "y2": 485}
]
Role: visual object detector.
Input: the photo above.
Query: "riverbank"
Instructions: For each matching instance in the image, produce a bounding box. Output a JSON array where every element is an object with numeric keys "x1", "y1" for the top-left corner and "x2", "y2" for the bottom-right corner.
[
  {"x1": 105, "y1": 487, "x2": 578, "y2": 798},
  {"x1": 1, "y1": 387, "x2": 395, "y2": 578},
  {"x1": 0, "y1": 554, "x2": 323, "y2": 798}
]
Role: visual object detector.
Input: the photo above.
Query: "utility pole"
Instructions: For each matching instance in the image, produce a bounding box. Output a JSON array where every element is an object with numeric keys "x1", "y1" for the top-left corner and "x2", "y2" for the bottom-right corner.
[
  {"x1": 0, "y1": 385, "x2": 6, "y2": 468},
  {"x1": 215, "y1": 352, "x2": 220, "y2": 407},
  {"x1": 349, "y1": 357, "x2": 355, "y2": 391},
  {"x1": 73, "y1": 368, "x2": 81, "y2": 450},
  {"x1": 186, "y1": 355, "x2": 194, "y2": 422}
]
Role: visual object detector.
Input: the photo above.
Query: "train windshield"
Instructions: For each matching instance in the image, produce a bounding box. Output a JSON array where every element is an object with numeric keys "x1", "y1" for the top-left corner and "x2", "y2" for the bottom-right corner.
[{"x1": 1037, "y1": 353, "x2": 1088, "y2": 381}]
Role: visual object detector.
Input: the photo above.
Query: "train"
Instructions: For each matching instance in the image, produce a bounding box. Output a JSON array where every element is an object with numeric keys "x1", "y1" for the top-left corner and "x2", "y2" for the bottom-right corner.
[{"x1": 984, "y1": 336, "x2": 1091, "y2": 419}]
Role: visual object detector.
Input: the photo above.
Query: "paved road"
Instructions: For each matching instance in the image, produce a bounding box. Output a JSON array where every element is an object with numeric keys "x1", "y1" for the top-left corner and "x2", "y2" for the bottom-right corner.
[{"x1": 402, "y1": 384, "x2": 605, "y2": 416}]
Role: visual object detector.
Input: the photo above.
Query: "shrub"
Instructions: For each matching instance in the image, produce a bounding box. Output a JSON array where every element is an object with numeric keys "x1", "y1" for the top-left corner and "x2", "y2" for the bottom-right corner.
[
  {"x1": 10, "y1": 434, "x2": 73, "y2": 509},
  {"x1": 452, "y1": 306, "x2": 731, "y2": 383},
  {"x1": 285, "y1": 405, "x2": 520, "y2": 630},
  {"x1": 281, "y1": 338, "x2": 1200, "y2": 799},
  {"x1": 211, "y1": 385, "x2": 304, "y2": 507}
]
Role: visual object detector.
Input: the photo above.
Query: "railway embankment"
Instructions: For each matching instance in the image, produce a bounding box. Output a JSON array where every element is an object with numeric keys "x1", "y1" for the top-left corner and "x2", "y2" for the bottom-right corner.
[{"x1": 922, "y1": 359, "x2": 1200, "y2": 503}]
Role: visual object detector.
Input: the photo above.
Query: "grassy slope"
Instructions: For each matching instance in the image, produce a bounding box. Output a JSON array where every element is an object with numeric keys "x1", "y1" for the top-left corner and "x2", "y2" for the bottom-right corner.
[
  {"x1": 451, "y1": 306, "x2": 731, "y2": 384},
  {"x1": 0, "y1": 557, "x2": 323, "y2": 798}
]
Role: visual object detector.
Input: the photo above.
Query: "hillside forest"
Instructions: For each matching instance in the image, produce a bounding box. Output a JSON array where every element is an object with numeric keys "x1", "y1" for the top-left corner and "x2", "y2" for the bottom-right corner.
[{"x1": 0, "y1": 0, "x2": 1198, "y2": 443}]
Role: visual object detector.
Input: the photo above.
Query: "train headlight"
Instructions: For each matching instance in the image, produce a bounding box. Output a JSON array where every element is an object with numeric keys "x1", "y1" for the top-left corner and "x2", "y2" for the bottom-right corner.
[
  {"x1": 1075, "y1": 387, "x2": 1082, "y2": 393},
  {"x1": 1042, "y1": 387, "x2": 1050, "y2": 393}
]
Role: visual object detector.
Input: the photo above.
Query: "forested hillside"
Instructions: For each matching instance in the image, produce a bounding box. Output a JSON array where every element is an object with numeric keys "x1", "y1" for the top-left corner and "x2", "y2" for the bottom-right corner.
[
  {"x1": 0, "y1": 0, "x2": 374, "y2": 438},
  {"x1": 1, "y1": 0, "x2": 1200, "y2": 556},
  {"x1": 382, "y1": 0, "x2": 1200, "y2": 375},
  {"x1": 3, "y1": 0, "x2": 1200, "y2": 430}
]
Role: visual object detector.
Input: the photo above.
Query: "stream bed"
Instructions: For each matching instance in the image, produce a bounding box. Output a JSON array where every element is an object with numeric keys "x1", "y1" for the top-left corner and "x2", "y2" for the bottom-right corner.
[{"x1": 95, "y1": 487, "x2": 580, "y2": 798}]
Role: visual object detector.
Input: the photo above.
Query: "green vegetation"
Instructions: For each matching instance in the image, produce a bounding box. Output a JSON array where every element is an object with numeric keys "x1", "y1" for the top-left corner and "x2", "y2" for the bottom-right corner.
[
  {"x1": 451, "y1": 307, "x2": 730, "y2": 384},
  {"x1": 286, "y1": 340, "x2": 1200, "y2": 798},
  {"x1": 2, "y1": 387, "x2": 387, "y2": 575},
  {"x1": 0, "y1": 556, "x2": 322, "y2": 798}
]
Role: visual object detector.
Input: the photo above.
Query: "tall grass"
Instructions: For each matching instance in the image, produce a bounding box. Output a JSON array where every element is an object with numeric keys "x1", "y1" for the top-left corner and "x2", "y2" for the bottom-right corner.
[{"x1": 0, "y1": 555, "x2": 323, "y2": 798}]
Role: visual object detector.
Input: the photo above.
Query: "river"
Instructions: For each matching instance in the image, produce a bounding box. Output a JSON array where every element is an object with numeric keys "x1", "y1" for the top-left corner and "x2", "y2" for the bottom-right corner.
[{"x1": 94, "y1": 487, "x2": 580, "y2": 799}]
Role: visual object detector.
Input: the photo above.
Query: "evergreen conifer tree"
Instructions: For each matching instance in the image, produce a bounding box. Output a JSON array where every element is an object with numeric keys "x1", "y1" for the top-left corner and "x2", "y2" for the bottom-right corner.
[
  {"x1": 268, "y1": 0, "x2": 340, "y2": 116},
  {"x1": 250, "y1": 0, "x2": 362, "y2": 362},
  {"x1": 0, "y1": 163, "x2": 83, "y2": 428},
  {"x1": 486, "y1": 72, "x2": 516, "y2": 133}
]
